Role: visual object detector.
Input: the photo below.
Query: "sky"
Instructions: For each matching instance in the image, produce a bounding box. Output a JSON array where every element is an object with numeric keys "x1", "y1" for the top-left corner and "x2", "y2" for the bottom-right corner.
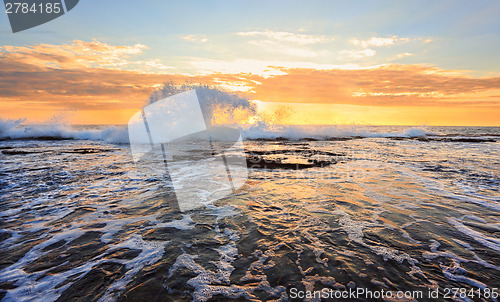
[{"x1": 1, "y1": 0, "x2": 499, "y2": 125}]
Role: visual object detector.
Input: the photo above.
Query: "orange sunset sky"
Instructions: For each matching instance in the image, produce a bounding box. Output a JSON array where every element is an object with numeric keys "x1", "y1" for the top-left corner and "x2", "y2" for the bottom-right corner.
[{"x1": 1, "y1": 1, "x2": 499, "y2": 126}]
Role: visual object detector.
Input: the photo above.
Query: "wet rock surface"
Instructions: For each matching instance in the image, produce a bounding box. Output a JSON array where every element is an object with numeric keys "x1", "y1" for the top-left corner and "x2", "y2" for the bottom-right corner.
[{"x1": 245, "y1": 147, "x2": 343, "y2": 170}]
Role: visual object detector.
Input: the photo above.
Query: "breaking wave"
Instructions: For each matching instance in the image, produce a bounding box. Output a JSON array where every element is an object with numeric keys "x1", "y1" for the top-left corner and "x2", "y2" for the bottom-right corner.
[
  {"x1": 1, "y1": 84, "x2": 497, "y2": 143},
  {"x1": 0, "y1": 116, "x2": 434, "y2": 144},
  {"x1": 0, "y1": 118, "x2": 129, "y2": 144}
]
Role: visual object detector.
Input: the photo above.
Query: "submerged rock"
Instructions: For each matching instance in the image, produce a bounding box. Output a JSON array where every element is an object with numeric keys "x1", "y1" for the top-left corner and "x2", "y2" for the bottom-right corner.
[{"x1": 245, "y1": 148, "x2": 340, "y2": 170}]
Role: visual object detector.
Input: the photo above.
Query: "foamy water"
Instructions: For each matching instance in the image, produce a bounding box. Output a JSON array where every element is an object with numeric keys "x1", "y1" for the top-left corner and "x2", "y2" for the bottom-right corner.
[
  {"x1": 0, "y1": 122, "x2": 499, "y2": 301},
  {"x1": 2, "y1": 116, "x2": 498, "y2": 143}
]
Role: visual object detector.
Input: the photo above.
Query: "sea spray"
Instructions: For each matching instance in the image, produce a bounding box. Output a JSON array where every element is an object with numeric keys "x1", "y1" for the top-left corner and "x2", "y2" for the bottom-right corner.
[{"x1": 1, "y1": 84, "x2": 432, "y2": 142}]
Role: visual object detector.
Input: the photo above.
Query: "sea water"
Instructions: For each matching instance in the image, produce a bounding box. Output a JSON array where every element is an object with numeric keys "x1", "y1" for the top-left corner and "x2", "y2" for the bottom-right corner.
[{"x1": 0, "y1": 121, "x2": 499, "y2": 301}]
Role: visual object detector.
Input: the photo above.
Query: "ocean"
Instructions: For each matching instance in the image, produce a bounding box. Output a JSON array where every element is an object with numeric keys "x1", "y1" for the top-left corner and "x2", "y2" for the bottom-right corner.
[{"x1": 0, "y1": 121, "x2": 499, "y2": 301}]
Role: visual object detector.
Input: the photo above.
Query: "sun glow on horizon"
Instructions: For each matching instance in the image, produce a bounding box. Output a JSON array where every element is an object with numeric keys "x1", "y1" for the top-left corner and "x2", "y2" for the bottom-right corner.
[
  {"x1": 252, "y1": 101, "x2": 500, "y2": 126},
  {"x1": 1, "y1": 3, "x2": 500, "y2": 127}
]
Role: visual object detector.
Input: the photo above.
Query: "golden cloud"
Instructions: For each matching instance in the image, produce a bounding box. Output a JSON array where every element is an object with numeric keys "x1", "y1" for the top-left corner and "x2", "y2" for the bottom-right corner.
[
  {"x1": 0, "y1": 40, "x2": 148, "y2": 70},
  {"x1": 1, "y1": 40, "x2": 499, "y2": 122}
]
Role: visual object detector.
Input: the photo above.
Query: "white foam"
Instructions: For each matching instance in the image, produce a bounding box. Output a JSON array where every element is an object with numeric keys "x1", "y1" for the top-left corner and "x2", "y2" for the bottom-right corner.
[
  {"x1": 448, "y1": 218, "x2": 500, "y2": 252},
  {"x1": 0, "y1": 228, "x2": 87, "y2": 302},
  {"x1": 0, "y1": 117, "x2": 434, "y2": 144},
  {"x1": 440, "y1": 260, "x2": 488, "y2": 290},
  {"x1": 157, "y1": 214, "x2": 195, "y2": 230},
  {"x1": 98, "y1": 234, "x2": 168, "y2": 302},
  {"x1": 241, "y1": 123, "x2": 429, "y2": 140},
  {"x1": 422, "y1": 239, "x2": 469, "y2": 263},
  {"x1": 167, "y1": 228, "x2": 252, "y2": 302},
  {"x1": 0, "y1": 118, "x2": 129, "y2": 144}
]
